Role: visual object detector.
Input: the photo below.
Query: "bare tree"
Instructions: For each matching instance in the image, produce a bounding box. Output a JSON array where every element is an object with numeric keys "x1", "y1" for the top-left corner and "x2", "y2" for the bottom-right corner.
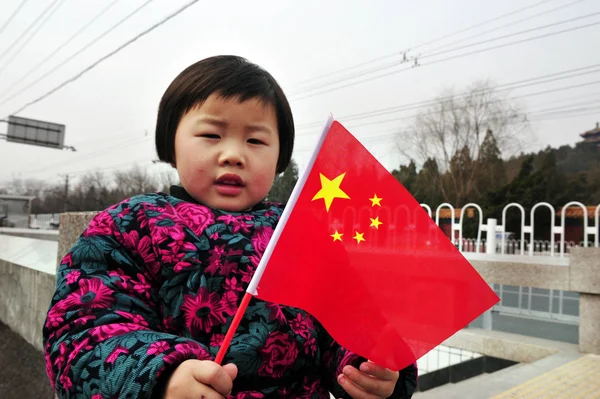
[
  {"x1": 396, "y1": 80, "x2": 529, "y2": 205},
  {"x1": 5, "y1": 177, "x2": 47, "y2": 197},
  {"x1": 155, "y1": 166, "x2": 180, "y2": 193},
  {"x1": 113, "y1": 164, "x2": 159, "y2": 198}
]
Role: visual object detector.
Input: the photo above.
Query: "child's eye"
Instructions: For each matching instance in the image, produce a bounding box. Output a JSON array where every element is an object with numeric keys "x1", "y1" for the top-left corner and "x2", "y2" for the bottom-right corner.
[
  {"x1": 248, "y1": 138, "x2": 265, "y2": 145},
  {"x1": 200, "y1": 134, "x2": 220, "y2": 139}
]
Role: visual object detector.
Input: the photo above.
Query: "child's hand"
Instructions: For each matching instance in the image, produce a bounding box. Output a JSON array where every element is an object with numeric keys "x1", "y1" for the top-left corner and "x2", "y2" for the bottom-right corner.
[
  {"x1": 163, "y1": 359, "x2": 238, "y2": 399},
  {"x1": 337, "y1": 361, "x2": 399, "y2": 398}
]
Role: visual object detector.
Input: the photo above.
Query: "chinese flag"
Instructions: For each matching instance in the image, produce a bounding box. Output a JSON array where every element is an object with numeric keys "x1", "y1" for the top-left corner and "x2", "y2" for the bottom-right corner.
[{"x1": 253, "y1": 120, "x2": 499, "y2": 371}]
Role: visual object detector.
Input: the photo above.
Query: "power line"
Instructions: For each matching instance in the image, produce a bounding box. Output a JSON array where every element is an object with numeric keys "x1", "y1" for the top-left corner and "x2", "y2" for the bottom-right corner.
[
  {"x1": 8, "y1": 0, "x2": 201, "y2": 116},
  {"x1": 294, "y1": 130, "x2": 400, "y2": 153},
  {"x1": 294, "y1": 79, "x2": 600, "y2": 142},
  {"x1": 296, "y1": 63, "x2": 600, "y2": 130},
  {"x1": 51, "y1": 157, "x2": 155, "y2": 178},
  {"x1": 292, "y1": 3, "x2": 591, "y2": 96},
  {"x1": 290, "y1": 13, "x2": 600, "y2": 98},
  {"x1": 0, "y1": 0, "x2": 60, "y2": 65},
  {"x1": 529, "y1": 102, "x2": 600, "y2": 116},
  {"x1": 345, "y1": 81, "x2": 600, "y2": 130},
  {"x1": 289, "y1": 0, "x2": 557, "y2": 90},
  {"x1": 290, "y1": 19, "x2": 600, "y2": 101},
  {"x1": 422, "y1": 10, "x2": 600, "y2": 60},
  {"x1": 530, "y1": 109, "x2": 600, "y2": 121},
  {"x1": 353, "y1": 80, "x2": 600, "y2": 129},
  {"x1": 22, "y1": 135, "x2": 150, "y2": 176},
  {"x1": 528, "y1": 98, "x2": 600, "y2": 114},
  {"x1": 0, "y1": 0, "x2": 67, "y2": 78},
  {"x1": 424, "y1": 0, "x2": 586, "y2": 54},
  {"x1": 407, "y1": 0, "x2": 559, "y2": 53},
  {"x1": 424, "y1": 19, "x2": 600, "y2": 65},
  {"x1": 0, "y1": 0, "x2": 123, "y2": 101},
  {"x1": 0, "y1": 0, "x2": 156, "y2": 107},
  {"x1": 0, "y1": 0, "x2": 31, "y2": 38},
  {"x1": 70, "y1": 129, "x2": 149, "y2": 146},
  {"x1": 293, "y1": 97, "x2": 598, "y2": 155}
]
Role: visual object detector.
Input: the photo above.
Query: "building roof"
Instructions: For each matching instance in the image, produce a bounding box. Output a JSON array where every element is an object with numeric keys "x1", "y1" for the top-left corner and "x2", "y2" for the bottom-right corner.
[
  {"x1": 580, "y1": 122, "x2": 600, "y2": 140},
  {"x1": 435, "y1": 205, "x2": 599, "y2": 220},
  {"x1": 436, "y1": 208, "x2": 476, "y2": 219},
  {"x1": 0, "y1": 195, "x2": 36, "y2": 201},
  {"x1": 558, "y1": 205, "x2": 599, "y2": 219}
]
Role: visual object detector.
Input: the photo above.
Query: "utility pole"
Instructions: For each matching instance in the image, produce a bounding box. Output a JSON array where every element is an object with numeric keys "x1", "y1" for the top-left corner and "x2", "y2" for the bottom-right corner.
[{"x1": 61, "y1": 174, "x2": 70, "y2": 212}]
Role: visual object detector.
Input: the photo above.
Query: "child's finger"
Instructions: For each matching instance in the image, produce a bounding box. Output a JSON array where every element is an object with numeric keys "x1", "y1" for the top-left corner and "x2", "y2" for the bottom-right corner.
[
  {"x1": 337, "y1": 372, "x2": 379, "y2": 399},
  {"x1": 340, "y1": 366, "x2": 392, "y2": 398},
  {"x1": 359, "y1": 361, "x2": 399, "y2": 381},
  {"x1": 190, "y1": 360, "x2": 235, "y2": 395}
]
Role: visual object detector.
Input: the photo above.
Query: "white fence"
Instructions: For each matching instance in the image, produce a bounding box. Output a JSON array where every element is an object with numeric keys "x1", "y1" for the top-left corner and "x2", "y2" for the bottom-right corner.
[
  {"x1": 420, "y1": 201, "x2": 600, "y2": 257},
  {"x1": 457, "y1": 238, "x2": 592, "y2": 255},
  {"x1": 29, "y1": 213, "x2": 60, "y2": 230}
]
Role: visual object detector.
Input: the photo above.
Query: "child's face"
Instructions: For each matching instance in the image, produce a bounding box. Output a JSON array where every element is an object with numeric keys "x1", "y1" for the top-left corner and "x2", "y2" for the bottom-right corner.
[{"x1": 173, "y1": 94, "x2": 280, "y2": 212}]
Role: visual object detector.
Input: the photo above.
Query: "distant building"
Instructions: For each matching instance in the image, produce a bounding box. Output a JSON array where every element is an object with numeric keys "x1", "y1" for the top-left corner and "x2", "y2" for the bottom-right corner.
[
  {"x1": 0, "y1": 195, "x2": 35, "y2": 228},
  {"x1": 580, "y1": 122, "x2": 600, "y2": 145}
]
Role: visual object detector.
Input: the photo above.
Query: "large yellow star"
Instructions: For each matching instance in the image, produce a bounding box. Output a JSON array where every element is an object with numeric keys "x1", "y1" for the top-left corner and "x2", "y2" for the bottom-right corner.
[
  {"x1": 369, "y1": 194, "x2": 382, "y2": 207},
  {"x1": 370, "y1": 217, "x2": 382, "y2": 229},
  {"x1": 312, "y1": 173, "x2": 350, "y2": 212},
  {"x1": 353, "y1": 231, "x2": 365, "y2": 244},
  {"x1": 331, "y1": 230, "x2": 343, "y2": 242}
]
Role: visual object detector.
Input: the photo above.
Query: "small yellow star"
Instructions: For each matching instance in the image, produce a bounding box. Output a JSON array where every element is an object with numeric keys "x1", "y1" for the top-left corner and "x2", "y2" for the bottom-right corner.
[
  {"x1": 312, "y1": 173, "x2": 350, "y2": 212},
  {"x1": 370, "y1": 217, "x2": 382, "y2": 229},
  {"x1": 353, "y1": 231, "x2": 365, "y2": 244},
  {"x1": 369, "y1": 194, "x2": 382, "y2": 207},
  {"x1": 331, "y1": 230, "x2": 343, "y2": 242}
]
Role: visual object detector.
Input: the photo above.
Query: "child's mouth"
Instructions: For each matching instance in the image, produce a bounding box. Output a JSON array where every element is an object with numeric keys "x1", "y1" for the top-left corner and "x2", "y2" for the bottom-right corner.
[{"x1": 215, "y1": 174, "x2": 245, "y2": 195}]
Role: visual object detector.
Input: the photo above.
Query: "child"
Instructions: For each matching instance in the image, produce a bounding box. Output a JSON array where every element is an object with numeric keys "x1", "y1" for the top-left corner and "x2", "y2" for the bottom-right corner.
[{"x1": 43, "y1": 55, "x2": 417, "y2": 398}]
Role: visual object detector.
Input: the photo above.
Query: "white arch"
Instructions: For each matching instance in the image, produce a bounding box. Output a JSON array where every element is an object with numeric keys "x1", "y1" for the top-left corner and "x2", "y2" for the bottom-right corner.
[
  {"x1": 436, "y1": 203, "x2": 455, "y2": 244},
  {"x1": 595, "y1": 204, "x2": 600, "y2": 248},
  {"x1": 420, "y1": 204, "x2": 432, "y2": 218},
  {"x1": 560, "y1": 201, "x2": 588, "y2": 257},
  {"x1": 459, "y1": 203, "x2": 484, "y2": 253},
  {"x1": 501, "y1": 203, "x2": 526, "y2": 255},
  {"x1": 530, "y1": 202, "x2": 556, "y2": 256}
]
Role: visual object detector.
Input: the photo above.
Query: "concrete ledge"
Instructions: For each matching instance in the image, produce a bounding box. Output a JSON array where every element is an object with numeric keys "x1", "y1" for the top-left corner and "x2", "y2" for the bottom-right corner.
[
  {"x1": 57, "y1": 212, "x2": 97, "y2": 270},
  {"x1": 569, "y1": 247, "x2": 600, "y2": 294},
  {"x1": 469, "y1": 260, "x2": 571, "y2": 291},
  {"x1": 0, "y1": 234, "x2": 58, "y2": 275},
  {"x1": 0, "y1": 260, "x2": 55, "y2": 351},
  {"x1": 443, "y1": 328, "x2": 578, "y2": 363},
  {"x1": 0, "y1": 227, "x2": 59, "y2": 241},
  {"x1": 464, "y1": 252, "x2": 570, "y2": 266}
]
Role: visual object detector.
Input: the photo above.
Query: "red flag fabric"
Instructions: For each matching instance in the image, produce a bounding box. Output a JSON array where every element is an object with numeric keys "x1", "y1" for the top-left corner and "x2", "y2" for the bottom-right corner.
[{"x1": 254, "y1": 120, "x2": 499, "y2": 371}]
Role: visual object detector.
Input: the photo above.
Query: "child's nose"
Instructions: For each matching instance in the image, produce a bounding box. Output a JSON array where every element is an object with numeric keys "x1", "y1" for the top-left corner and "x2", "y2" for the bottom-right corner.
[{"x1": 218, "y1": 147, "x2": 245, "y2": 167}]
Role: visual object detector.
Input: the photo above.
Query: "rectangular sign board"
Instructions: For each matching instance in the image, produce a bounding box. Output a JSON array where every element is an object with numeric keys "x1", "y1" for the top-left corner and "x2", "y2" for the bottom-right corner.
[{"x1": 6, "y1": 115, "x2": 65, "y2": 149}]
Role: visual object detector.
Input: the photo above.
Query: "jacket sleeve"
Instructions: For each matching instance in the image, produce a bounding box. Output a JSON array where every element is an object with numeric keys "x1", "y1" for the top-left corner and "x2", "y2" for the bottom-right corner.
[
  {"x1": 43, "y1": 209, "x2": 211, "y2": 399},
  {"x1": 319, "y1": 330, "x2": 418, "y2": 399}
]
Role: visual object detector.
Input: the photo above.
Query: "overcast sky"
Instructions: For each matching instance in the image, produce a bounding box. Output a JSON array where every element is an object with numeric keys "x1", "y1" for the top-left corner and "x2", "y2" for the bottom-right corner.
[{"x1": 0, "y1": 0, "x2": 599, "y2": 188}]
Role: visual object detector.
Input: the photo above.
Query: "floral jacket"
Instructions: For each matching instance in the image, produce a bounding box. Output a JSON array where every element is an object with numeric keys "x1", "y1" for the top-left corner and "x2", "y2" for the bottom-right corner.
[{"x1": 43, "y1": 187, "x2": 417, "y2": 398}]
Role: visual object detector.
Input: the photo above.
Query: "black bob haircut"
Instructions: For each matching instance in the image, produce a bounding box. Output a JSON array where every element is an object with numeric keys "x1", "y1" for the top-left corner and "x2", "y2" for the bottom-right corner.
[{"x1": 155, "y1": 55, "x2": 295, "y2": 174}]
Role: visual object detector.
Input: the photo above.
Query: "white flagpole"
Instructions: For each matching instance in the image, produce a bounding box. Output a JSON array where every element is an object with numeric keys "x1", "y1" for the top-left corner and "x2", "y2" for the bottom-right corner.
[
  {"x1": 215, "y1": 115, "x2": 333, "y2": 364},
  {"x1": 246, "y1": 115, "x2": 334, "y2": 295}
]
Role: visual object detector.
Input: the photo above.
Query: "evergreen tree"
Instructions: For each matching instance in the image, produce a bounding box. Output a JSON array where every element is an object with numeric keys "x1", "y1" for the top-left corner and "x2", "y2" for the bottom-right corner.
[
  {"x1": 411, "y1": 158, "x2": 444, "y2": 206},
  {"x1": 267, "y1": 159, "x2": 299, "y2": 204},
  {"x1": 449, "y1": 145, "x2": 475, "y2": 206},
  {"x1": 391, "y1": 160, "x2": 417, "y2": 193},
  {"x1": 477, "y1": 129, "x2": 507, "y2": 194}
]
